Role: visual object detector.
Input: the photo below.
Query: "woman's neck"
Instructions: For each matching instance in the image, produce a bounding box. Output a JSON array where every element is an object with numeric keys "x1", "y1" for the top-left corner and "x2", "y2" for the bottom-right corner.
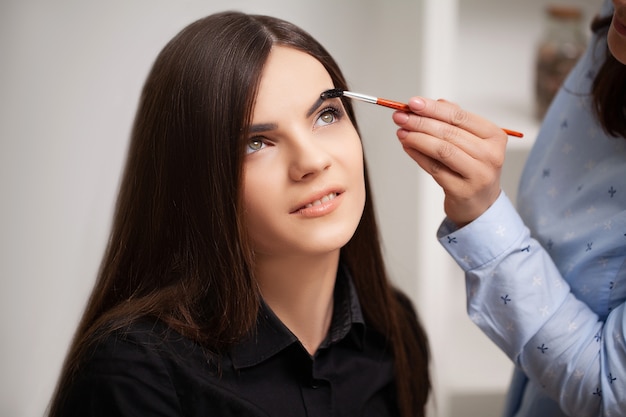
[{"x1": 254, "y1": 251, "x2": 339, "y2": 355}]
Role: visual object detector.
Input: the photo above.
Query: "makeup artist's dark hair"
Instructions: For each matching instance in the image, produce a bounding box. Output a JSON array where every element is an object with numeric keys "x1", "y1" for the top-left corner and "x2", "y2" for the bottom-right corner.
[
  {"x1": 591, "y1": 14, "x2": 626, "y2": 138},
  {"x1": 47, "y1": 11, "x2": 430, "y2": 417}
]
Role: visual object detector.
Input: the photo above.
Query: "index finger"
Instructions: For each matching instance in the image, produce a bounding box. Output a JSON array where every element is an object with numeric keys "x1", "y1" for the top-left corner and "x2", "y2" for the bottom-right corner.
[{"x1": 406, "y1": 96, "x2": 508, "y2": 140}]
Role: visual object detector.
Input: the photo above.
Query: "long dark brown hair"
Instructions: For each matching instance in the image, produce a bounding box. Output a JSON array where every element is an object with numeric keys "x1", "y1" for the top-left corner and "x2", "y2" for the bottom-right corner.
[
  {"x1": 48, "y1": 11, "x2": 430, "y2": 417},
  {"x1": 591, "y1": 14, "x2": 626, "y2": 138}
]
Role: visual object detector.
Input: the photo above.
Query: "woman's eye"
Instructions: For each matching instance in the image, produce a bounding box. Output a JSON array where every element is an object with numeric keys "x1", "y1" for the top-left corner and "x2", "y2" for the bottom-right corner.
[
  {"x1": 320, "y1": 111, "x2": 335, "y2": 124},
  {"x1": 246, "y1": 137, "x2": 266, "y2": 154},
  {"x1": 314, "y1": 107, "x2": 341, "y2": 127}
]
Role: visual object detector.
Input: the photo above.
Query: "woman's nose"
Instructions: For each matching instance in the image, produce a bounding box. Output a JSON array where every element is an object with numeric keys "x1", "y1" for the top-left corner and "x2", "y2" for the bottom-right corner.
[{"x1": 287, "y1": 135, "x2": 332, "y2": 181}]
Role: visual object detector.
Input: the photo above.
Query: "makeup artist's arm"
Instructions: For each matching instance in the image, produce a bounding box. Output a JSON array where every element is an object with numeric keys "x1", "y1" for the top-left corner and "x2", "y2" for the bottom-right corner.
[
  {"x1": 393, "y1": 97, "x2": 626, "y2": 416},
  {"x1": 391, "y1": 97, "x2": 507, "y2": 227}
]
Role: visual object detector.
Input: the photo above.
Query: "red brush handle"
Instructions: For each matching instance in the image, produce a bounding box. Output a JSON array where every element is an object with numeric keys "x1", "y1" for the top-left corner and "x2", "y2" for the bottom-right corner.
[
  {"x1": 377, "y1": 97, "x2": 523, "y2": 138},
  {"x1": 376, "y1": 98, "x2": 410, "y2": 111}
]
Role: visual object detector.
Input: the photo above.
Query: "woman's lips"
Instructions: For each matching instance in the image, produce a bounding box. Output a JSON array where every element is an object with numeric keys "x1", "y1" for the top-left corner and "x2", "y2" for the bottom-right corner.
[
  {"x1": 290, "y1": 190, "x2": 342, "y2": 214},
  {"x1": 302, "y1": 192, "x2": 337, "y2": 209}
]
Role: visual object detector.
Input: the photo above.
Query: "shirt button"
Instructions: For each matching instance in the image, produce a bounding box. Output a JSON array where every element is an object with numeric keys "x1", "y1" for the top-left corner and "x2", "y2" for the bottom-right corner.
[{"x1": 310, "y1": 379, "x2": 322, "y2": 389}]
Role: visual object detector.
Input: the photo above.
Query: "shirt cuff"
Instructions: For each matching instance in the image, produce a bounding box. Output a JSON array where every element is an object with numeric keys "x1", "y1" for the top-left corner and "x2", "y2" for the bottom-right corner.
[{"x1": 436, "y1": 192, "x2": 528, "y2": 271}]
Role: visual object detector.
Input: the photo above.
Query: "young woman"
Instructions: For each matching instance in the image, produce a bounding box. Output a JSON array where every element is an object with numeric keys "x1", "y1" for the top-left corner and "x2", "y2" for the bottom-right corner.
[
  {"x1": 47, "y1": 11, "x2": 431, "y2": 417},
  {"x1": 393, "y1": 0, "x2": 625, "y2": 415}
]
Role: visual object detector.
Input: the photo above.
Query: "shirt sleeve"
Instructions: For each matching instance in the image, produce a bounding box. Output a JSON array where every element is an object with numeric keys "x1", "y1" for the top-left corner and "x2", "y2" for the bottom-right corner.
[
  {"x1": 437, "y1": 192, "x2": 626, "y2": 417},
  {"x1": 58, "y1": 334, "x2": 184, "y2": 417}
]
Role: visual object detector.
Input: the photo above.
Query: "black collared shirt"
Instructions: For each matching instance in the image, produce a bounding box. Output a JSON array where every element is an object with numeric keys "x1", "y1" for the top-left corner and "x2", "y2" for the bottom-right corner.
[{"x1": 60, "y1": 269, "x2": 402, "y2": 416}]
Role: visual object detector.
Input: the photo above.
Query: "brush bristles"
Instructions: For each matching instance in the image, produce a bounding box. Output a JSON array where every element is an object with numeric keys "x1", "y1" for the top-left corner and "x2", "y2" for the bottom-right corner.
[{"x1": 320, "y1": 88, "x2": 344, "y2": 100}]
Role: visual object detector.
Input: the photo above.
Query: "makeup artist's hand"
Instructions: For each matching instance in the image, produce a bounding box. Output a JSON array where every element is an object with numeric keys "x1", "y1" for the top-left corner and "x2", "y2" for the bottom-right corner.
[{"x1": 392, "y1": 96, "x2": 508, "y2": 227}]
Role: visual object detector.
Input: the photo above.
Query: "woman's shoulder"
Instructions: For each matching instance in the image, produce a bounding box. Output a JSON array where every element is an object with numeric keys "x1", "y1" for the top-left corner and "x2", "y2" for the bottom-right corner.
[
  {"x1": 86, "y1": 318, "x2": 203, "y2": 366},
  {"x1": 65, "y1": 318, "x2": 280, "y2": 417},
  {"x1": 60, "y1": 319, "x2": 194, "y2": 416}
]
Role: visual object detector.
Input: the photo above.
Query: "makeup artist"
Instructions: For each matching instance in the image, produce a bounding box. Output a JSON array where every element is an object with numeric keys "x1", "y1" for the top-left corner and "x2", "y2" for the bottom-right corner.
[
  {"x1": 46, "y1": 11, "x2": 431, "y2": 417},
  {"x1": 392, "y1": 0, "x2": 625, "y2": 416}
]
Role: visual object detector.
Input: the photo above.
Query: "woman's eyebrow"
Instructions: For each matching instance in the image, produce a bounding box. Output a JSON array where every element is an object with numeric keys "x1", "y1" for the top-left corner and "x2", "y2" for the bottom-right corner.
[
  {"x1": 306, "y1": 92, "x2": 340, "y2": 118},
  {"x1": 306, "y1": 96, "x2": 326, "y2": 117},
  {"x1": 249, "y1": 122, "x2": 278, "y2": 133}
]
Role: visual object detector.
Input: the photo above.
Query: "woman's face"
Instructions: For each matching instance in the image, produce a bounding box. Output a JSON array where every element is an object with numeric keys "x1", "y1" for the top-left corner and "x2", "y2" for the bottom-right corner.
[
  {"x1": 609, "y1": 0, "x2": 626, "y2": 64},
  {"x1": 242, "y1": 46, "x2": 365, "y2": 260}
]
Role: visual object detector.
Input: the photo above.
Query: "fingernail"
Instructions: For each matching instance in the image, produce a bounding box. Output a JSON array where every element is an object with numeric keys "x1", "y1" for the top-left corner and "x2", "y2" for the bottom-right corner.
[
  {"x1": 396, "y1": 128, "x2": 408, "y2": 139},
  {"x1": 394, "y1": 112, "x2": 409, "y2": 124},
  {"x1": 409, "y1": 97, "x2": 425, "y2": 110}
]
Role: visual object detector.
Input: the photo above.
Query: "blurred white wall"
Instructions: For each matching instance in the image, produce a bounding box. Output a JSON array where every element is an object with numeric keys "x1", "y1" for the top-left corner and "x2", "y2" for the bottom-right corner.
[{"x1": 0, "y1": 1, "x2": 425, "y2": 416}]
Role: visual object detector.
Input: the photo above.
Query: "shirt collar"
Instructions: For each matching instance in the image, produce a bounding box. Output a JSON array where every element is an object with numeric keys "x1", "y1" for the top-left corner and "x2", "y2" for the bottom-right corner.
[{"x1": 230, "y1": 264, "x2": 366, "y2": 369}]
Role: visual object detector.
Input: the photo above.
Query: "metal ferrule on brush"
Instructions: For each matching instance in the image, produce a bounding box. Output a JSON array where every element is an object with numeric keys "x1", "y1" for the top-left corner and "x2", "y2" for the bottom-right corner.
[{"x1": 341, "y1": 91, "x2": 378, "y2": 104}]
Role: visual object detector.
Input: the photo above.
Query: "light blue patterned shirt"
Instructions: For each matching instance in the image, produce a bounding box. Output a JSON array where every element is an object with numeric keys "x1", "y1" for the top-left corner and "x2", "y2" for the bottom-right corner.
[{"x1": 437, "y1": 1, "x2": 625, "y2": 416}]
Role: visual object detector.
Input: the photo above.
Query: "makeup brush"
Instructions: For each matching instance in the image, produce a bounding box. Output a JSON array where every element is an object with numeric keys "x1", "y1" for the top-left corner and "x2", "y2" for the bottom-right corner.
[{"x1": 321, "y1": 88, "x2": 523, "y2": 138}]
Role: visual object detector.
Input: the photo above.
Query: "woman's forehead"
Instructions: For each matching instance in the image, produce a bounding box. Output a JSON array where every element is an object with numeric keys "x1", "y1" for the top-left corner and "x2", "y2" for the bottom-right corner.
[{"x1": 252, "y1": 47, "x2": 333, "y2": 121}]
